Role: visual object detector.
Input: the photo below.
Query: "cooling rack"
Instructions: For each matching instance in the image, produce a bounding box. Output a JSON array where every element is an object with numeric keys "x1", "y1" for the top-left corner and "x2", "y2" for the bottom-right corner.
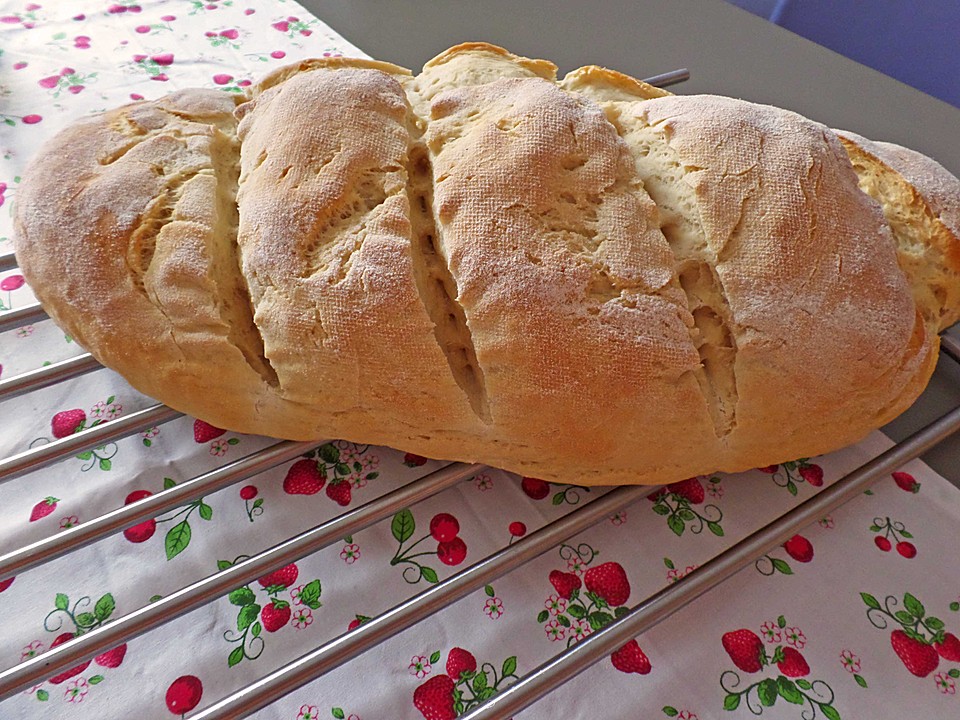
[{"x1": 1, "y1": 69, "x2": 959, "y2": 719}]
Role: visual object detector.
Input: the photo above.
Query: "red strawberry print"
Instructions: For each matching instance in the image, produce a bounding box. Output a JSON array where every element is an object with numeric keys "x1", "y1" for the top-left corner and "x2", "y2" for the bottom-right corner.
[
  {"x1": 666, "y1": 477, "x2": 704, "y2": 504},
  {"x1": 782, "y1": 535, "x2": 814, "y2": 563},
  {"x1": 521, "y1": 477, "x2": 550, "y2": 500},
  {"x1": 260, "y1": 601, "x2": 291, "y2": 632},
  {"x1": 799, "y1": 463, "x2": 824, "y2": 486},
  {"x1": 896, "y1": 541, "x2": 917, "y2": 558},
  {"x1": 429, "y1": 513, "x2": 460, "y2": 542},
  {"x1": 94, "y1": 643, "x2": 127, "y2": 668},
  {"x1": 437, "y1": 537, "x2": 467, "y2": 566},
  {"x1": 347, "y1": 614, "x2": 370, "y2": 631},
  {"x1": 722, "y1": 629, "x2": 765, "y2": 673},
  {"x1": 29, "y1": 496, "x2": 59, "y2": 522},
  {"x1": 152, "y1": 53, "x2": 174, "y2": 66},
  {"x1": 0, "y1": 577, "x2": 13, "y2": 593},
  {"x1": 892, "y1": 471, "x2": 920, "y2": 493},
  {"x1": 935, "y1": 633, "x2": 960, "y2": 662},
  {"x1": 258, "y1": 563, "x2": 298, "y2": 590},
  {"x1": 239, "y1": 485, "x2": 258, "y2": 500},
  {"x1": 610, "y1": 639, "x2": 651, "y2": 674},
  {"x1": 404, "y1": 452, "x2": 428, "y2": 467},
  {"x1": 548, "y1": 570, "x2": 581, "y2": 600},
  {"x1": 326, "y1": 480, "x2": 352, "y2": 506},
  {"x1": 47, "y1": 632, "x2": 91, "y2": 684},
  {"x1": 272, "y1": 20, "x2": 290, "y2": 32},
  {"x1": 584, "y1": 562, "x2": 631, "y2": 607},
  {"x1": 52, "y1": 408, "x2": 86, "y2": 438},
  {"x1": 193, "y1": 419, "x2": 225, "y2": 443},
  {"x1": 123, "y1": 490, "x2": 156, "y2": 543},
  {"x1": 166, "y1": 675, "x2": 203, "y2": 715},
  {"x1": 413, "y1": 674, "x2": 456, "y2": 720},
  {"x1": 777, "y1": 647, "x2": 810, "y2": 677},
  {"x1": 446, "y1": 647, "x2": 477, "y2": 679},
  {"x1": 758, "y1": 465, "x2": 779, "y2": 473},
  {"x1": 890, "y1": 629, "x2": 939, "y2": 677},
  {"x1": 282, "y1": 459, "x2": 325, "y2": 495}
]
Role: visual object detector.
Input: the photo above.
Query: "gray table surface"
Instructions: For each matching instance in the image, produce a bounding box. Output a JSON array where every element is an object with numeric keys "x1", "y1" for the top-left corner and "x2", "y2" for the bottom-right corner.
[{"x1": 301, "y1": 0, "x2": 960, "y2": 485}]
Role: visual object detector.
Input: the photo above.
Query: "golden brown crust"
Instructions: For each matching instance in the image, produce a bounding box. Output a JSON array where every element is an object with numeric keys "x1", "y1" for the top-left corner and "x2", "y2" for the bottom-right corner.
[
  {"x1": 560, "y1": 65, "x2": 671, "y2": 101},
  {"x1": 13, "y1": 47, "x2": 958, "y2": 485},
  {"x1": 836, "y1": 130, "x2": 960, "y2": 331}
]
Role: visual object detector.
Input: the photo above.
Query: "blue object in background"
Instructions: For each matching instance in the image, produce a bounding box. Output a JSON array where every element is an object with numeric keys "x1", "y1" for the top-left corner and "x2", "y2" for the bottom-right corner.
[{"x1": 727, "y1": 0, "x2": 960, "y2": 108}]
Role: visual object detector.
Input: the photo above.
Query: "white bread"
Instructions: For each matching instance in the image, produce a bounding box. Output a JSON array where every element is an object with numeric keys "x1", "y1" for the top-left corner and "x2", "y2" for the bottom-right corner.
[{"x1": 13, "y1": 43, "x2": 959, "y2": 485}]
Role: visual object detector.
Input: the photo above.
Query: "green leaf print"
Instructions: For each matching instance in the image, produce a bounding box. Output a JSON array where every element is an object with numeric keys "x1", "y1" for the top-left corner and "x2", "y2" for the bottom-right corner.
[
  {"x1": 165, "y1": 520, "x2": 192, "y2": 560},
  {"x1": 392, "y1": 509, "x2": 415, "y2": 543},
  {"x1": 95, "y1": 593, "x2": 115, "y2": 622}
]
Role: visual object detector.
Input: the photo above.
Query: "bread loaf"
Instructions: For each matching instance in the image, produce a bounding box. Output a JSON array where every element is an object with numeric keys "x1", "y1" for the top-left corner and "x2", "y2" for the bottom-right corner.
[{"x1": 13, "y1": 43, "x2": 960, "y2": 485}]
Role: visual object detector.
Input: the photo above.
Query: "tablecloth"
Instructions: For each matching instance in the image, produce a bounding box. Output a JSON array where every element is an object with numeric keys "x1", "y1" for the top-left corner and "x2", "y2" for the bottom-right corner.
[{"x1": 1, "y1": 2, "x2": 960, "y2": 719}]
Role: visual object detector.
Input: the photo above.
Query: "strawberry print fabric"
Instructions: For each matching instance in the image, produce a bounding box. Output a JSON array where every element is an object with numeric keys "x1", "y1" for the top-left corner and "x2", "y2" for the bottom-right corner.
[{"x1": 1, "y1": 2, "x2": 960, "y2": 718}]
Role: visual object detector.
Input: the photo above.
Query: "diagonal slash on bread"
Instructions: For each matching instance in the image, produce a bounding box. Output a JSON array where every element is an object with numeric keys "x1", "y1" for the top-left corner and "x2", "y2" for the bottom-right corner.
[{"x1": 13, "y1": 42, "x2": 960, "y2": 485}]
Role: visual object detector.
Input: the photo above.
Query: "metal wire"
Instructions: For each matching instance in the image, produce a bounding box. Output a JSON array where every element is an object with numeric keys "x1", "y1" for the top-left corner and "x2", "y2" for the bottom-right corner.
[
  {"x1": 942, "y1": 332, "x2": 960, "y2": 363},
  {"x1": 0, "y1": 462, "x2": 484, "y2": 698},
  {"x1": 0, "y1": 403, "x2": 181, "y2": 484},
  {"x1": 192, "y1": 485, "x2": 653, "y2": 720},
  {"x1": 0, "y1": 440, "x2": 315, "y2": 579},
  {"x1": 0, "y1": 302, "x2": 47, "y2": 334},
  {"x1": 0, "y1": 352, "x2": 100, "y2": 402},
  {"x1": 0, "y1": 250, "x2": 17, "y2": 273},
  {"x1": 641, "y1": 68, "x2": 690, "y2": 88}
]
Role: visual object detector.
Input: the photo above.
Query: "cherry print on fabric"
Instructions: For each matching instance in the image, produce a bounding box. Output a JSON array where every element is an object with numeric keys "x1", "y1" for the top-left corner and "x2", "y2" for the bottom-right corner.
[
  {"x1": 869, "y1": 516, "x2": 917, "y2": 557},
  {"x1": 121, "y1": 478, "x2": 215, "y2": 559},
  {"x1": 240, "y1": 484, "x2": 265, "y2": 522},
  {"x1": 390, "y1": 508, "x2": 467, "y2": 584},
  {"x1": 755, "y1": 534, "x2": 815, "y2": 576},
  {"x1": 757, "y1": 458, "x2": 825, "y2": 495},
  {"x1": 520, "y1": 476, "x2": 591, "y2": 505},
  {"x1": 165, "y1": 674, "x2": 202, "y2": 716},
  {"x1": 0, "y1": 269, "x2": 26, "y2": 309}
]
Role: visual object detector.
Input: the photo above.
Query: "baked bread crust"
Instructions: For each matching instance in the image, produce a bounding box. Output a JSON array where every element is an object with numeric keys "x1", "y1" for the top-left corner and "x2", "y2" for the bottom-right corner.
[{"x1": 14, "y1": 43, "x2": 958, "y2": 484}]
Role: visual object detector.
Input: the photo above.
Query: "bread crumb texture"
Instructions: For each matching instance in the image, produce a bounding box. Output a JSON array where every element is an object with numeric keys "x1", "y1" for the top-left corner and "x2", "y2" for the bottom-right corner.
[{"x1": 14, "y1": 43, "x2": 957, "y2": 485}]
